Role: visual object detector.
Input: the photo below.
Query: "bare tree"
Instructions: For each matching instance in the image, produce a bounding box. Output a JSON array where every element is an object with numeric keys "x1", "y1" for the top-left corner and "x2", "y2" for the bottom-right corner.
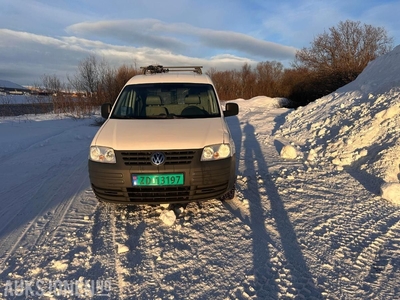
[
  {"x1": 207, "y1": 68, "x2": 242, "y2": 100},
  {"x1": 68, "y1": 55, "x2": 100, "y2": 97},
  {"x1": 295, "y1": 20, "x2": 393, "y2": 80},
  {"x1": 42, "y1": 74, "x2": 64, "y2": 94},
  {"x1": 96, "y1": 63, "x2": 140, "y2": 104},
  {"x1": 239, "y1": 63, "x2": 256, "y2": 99},
  {"x1": 290, "y1": 20, "x2": 393, "y2": 104},
  {"x1": 255, "y1": 61, "x2": 284, "y2": 97}
]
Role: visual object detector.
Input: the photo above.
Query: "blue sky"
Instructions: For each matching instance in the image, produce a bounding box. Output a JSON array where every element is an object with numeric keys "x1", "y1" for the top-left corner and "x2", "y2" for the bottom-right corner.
[{"x1": 0, "y1": 0, "x2": 399, "y2": 85}]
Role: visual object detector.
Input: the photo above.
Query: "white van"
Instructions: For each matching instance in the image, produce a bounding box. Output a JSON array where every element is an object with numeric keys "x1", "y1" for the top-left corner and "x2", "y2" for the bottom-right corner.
[{"x1": 88, "y1": 65, "x2": 239, "y2": 204}]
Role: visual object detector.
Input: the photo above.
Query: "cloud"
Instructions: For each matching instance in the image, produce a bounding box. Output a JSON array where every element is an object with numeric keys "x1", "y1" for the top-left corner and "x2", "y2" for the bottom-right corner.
[
  {"x1": 197, "y1": 29, "x2": 296, "y2": 59},
  {"x1": 1, "y1": 0, "x2": 399, "y2": 86},
  {"x1": 66, "y1": 20, "x2": 188, "y2": 52},
  {"x1": 0, "y1": 29, "x2": 83, "y2": 84},
  {"x1": 0, "y1": 28, "x2": 260, "y2": 85},
  {"x1": 66, "y1": 19, "x2": 297, "y2": 61}
]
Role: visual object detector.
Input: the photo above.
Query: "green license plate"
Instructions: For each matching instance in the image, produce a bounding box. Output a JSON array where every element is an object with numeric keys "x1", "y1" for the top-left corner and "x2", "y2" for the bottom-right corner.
[{"x1": 132, "y1": 173, "x2": 184, "y2": 186}]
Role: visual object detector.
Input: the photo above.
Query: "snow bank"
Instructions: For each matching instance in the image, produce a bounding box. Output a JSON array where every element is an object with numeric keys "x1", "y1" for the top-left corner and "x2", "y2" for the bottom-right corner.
[
  {"x1": 117, "y1": 243, "x2": 130, "y2": 254},
  {"x1": 380, "y1": 183, "x2": 400, "y2": 205},
  {"x1": 339, "y1": 45, "x2": 400, "y2": 95},
  {"x1": 0, "y1": 94, "x2": 51, "y2": 104},
  {"x1": 277, "y1": 45, "x2": 400, "y2": 204},
  {"x1": 228, "y1": 96, "x2": 288, "y2": 109},
  {"x1": 159, "y1": 209, "x2": 176, "y2": 226},
  {"x1": 280, "y1": 144, "x2": 298, "y2": 159}
]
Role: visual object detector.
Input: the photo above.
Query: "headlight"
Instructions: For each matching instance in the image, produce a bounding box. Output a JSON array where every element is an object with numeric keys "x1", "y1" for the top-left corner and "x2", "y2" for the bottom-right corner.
[
  {"x1": 89, "y1": 146, "x2": 116, "y2": 163},
  {"x1": 201, "y1": 144, "x2": 232, "y2": 161}
]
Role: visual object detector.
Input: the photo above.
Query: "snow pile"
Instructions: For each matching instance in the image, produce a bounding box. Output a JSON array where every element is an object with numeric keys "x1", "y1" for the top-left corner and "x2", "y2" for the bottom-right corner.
[
  {"x1": 380, "y1": 183, "x2": 400, "y2": 204},
  {"x1": 159, "y1": 209, "x2": 176, "y2": 226},
  {"x1": 280, "y1": 144, "x2": 298, "y2": 159},
  {"x1": 278, "y1": 45, "x2": 400, "y2": 204},
  {"x1": 340, "y1": 45, "x2": 400, "y2": 95},
  {"x1": 229, "y1": 96, "x2": 289, "y2": 109},
  {"x1": 117, "y1": 243, "x2": 130, "y2": 254}
]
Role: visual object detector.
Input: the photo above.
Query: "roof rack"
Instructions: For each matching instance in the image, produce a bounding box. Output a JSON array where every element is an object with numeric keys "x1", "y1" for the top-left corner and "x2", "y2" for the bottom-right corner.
[{"x1": 140, "y1": 65, "x2": 203, "y2": 75}]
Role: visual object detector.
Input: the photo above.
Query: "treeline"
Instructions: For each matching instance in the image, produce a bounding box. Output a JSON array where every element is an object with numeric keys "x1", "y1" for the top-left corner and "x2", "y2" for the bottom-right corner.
[
  {"x1": 41, "y1": 61, "x2": 140, "y2": 116},
  {"x1": 206, "y1": 63, "x2": 338, "y2": 105},
  {"x1": 208, "y1": 20, "x2": 393, "y2": 106},
  {"x1": 41, "y1": 20, "x2": 393, "y2": 113}
]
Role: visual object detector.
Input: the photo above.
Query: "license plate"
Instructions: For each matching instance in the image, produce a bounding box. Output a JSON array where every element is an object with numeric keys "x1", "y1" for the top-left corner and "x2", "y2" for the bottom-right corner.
[{"x1": 132, "y1": 173, "x2": 184, "y2": 186}]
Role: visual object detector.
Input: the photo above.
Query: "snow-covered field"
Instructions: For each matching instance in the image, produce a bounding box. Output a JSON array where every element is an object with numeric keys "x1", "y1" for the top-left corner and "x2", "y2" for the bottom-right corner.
[
  {"x1": 1, "y1": 46, "x2": 400, "y2": 299},
  {"x1": 0, "y1": 95, "x2": 50, "y2": 105}
]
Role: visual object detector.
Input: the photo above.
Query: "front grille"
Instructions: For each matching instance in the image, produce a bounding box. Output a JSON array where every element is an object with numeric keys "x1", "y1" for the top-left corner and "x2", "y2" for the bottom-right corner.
[
  {"x1": 120, "y1": 150, "x2": 196, "y2": 166},
  {"x1": 127, "y1": 186, "x2": 190, "y2": 202}
]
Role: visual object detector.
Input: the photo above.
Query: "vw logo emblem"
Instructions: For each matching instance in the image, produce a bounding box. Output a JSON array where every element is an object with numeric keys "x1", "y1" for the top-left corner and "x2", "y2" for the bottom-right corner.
[{"x1": 151, "y1": 152, "x2": 165, "y2": 166}]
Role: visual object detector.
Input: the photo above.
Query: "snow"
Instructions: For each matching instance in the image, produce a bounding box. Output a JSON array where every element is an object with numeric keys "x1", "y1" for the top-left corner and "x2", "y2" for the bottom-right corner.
[
  {"x1": 381, "y1": 183, "x2": 400, "y2": 204},
  {"x1": 279, "y1": 144, "x2": 298, "y2": 159},
  {"x1": 277, "y1": 45, "x2": 400, "y2": 203},
  {"x1": 1, "y1": 46, "x2": 400, "y2": 299},
  {"x1": 0, "y1": 94, "x2": 50, "y2": 104},
  {"x1": 159, "y1": 210, "x2": 177, "y2": 227},
  {"x1": 117, "y1": 243, "x2": 130, "y2": 254}
]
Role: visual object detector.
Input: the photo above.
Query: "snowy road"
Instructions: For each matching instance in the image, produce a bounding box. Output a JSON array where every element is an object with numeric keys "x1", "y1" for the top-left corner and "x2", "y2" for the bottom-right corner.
[{"x1": 0, "y1": 100, "x2": 399, "y2": 299}]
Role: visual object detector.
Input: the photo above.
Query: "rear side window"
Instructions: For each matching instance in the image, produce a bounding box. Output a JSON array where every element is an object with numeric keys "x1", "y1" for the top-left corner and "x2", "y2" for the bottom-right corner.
[{"x1": 111, "y1": 83, "x2": 221, "y2": 119}]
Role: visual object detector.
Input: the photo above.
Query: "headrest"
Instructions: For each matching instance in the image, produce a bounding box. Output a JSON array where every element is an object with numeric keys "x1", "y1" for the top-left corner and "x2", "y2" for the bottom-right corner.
[
  {"x1": 185, "y1": 95, "x2": 200, "y2": 104},
  {"x1": 146, "y1": 95, "x2": 162, "y2": 105}
]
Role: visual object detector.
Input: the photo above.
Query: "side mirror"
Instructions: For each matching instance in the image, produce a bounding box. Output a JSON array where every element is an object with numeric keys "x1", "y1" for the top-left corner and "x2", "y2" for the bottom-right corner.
[
  {"x1": 101, "y1": 103, "x2": 112, "y2": 119},
  {"x1": 223, "y1": 102, "x2": 239, "y2": 117}
]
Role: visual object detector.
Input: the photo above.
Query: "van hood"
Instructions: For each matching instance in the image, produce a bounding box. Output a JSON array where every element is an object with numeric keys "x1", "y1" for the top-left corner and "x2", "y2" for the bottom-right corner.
[{"x1": 93, "y1": 118, "x2": 230, "y2": 150}]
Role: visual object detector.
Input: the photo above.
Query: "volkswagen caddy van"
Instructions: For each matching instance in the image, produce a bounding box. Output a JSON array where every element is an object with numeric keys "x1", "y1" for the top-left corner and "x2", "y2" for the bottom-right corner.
[{"x1": 88, "y1": 65, "x2": 239, "y2": 204}]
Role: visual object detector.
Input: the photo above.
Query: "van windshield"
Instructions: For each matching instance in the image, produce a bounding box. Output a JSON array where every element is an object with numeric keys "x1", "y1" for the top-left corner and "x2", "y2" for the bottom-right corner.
[{"x1": 110, "y1": 83, "x2": 222, "y2": 119}]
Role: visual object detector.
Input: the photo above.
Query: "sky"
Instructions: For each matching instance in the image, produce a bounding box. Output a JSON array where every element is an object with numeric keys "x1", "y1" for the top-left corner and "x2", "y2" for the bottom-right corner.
[{"x1": 0, "y1": 0, "x2": 400, "y2": 86}]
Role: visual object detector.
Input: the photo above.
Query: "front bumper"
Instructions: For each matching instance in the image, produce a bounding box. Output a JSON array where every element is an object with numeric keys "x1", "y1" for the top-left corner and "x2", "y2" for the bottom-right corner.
[{"x1": 88, "y1": 150, "x2": 236, "y2": 204}]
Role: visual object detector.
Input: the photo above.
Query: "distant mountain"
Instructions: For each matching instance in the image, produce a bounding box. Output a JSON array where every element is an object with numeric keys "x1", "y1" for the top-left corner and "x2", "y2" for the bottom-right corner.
[{"x1": 0, "y1": 79, "x2": 28, "y2": 91}]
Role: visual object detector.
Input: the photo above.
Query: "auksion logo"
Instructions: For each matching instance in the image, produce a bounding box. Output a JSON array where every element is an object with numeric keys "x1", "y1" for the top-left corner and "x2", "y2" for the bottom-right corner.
[{"x1": 3, "y1": 278, "x2": 112, "y2": 297}]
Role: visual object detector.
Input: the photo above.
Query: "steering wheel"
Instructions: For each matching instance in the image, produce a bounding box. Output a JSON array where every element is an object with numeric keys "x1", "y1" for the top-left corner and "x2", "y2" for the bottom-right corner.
[{"x1": 181, "y1": 106, "x2": 208, "y2": 116}]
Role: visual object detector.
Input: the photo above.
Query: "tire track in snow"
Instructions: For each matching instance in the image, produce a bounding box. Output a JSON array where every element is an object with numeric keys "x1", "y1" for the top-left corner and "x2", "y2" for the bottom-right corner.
[
  {"x1": 356, "y1": 216, "x2": 400, "y2": 298},
  {"x1": 88, "y1": 203, "x2": 123, "y2": 299},
  {"x1": 0, "y1": 189, "x2": 108, "y2": 299},
  {"x1": 311, "y1": 199, "x2": 398, "y2": 259},
  {"x1": 6, "y1": 199, "x2": 125, "y2": 299},
  {"x1": 33, "y1": 157, "x2": 89, "y2": 247},
  {"x1": 0, "y1": 121, "x2": 97, "y2": 278},
  {"x1": 111, "y1": 207, "x2": 125, "y2": 298},
  {"x1": 0, "y1": 150, "x2": 88, "y2": 272},
  {"x1": 306, "y1": 192, "x2": 400, "y2": 299},
  {"x1": 108, "y1": 201, "x2": 257, "y2": 299},
  {"x1": 0, "y1": 119, "x2": 91, "y2": 162}
]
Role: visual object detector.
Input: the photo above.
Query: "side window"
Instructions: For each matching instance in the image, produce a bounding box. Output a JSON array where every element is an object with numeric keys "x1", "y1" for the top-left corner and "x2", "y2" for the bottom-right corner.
[
  {"x1": 200, "y1": 87, "x2": 220, "y2": 115},
  {"x1": 209, "y1": 90, "x2": 220, "y2": 114}
]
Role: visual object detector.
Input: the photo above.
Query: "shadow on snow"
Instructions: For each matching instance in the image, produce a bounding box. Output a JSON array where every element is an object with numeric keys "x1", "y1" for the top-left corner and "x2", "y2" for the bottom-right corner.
[{"x1": 226, "y1": 117, "x2": 323, "y2": 299}]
